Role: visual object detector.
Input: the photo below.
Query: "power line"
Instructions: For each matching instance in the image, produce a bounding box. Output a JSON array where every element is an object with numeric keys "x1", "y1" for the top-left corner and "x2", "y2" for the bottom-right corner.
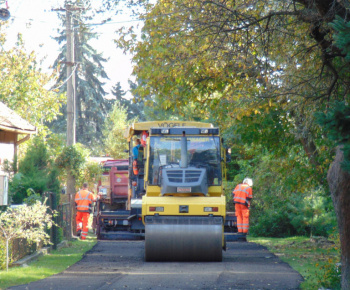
[
  {"x1": 49, "y1": 63, "x2": 78, "y2": 91},
  {"x1": 9, "y1": 13, "x2": 142, "y2": 25},
  {"x1": 6, "y1": 13, "x2": 142, "y2": 32}
]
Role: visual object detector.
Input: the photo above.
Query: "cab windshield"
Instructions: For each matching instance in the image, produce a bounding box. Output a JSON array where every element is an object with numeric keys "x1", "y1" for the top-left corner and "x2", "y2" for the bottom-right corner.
[{"x1": 148, "y1": 136, "x2": 221, "y2": 185}]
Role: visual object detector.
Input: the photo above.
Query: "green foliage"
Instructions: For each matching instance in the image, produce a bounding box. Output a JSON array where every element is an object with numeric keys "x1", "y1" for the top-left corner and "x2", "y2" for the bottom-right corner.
[
  {"x1": 230, "y1": 107, "x2": 296, "y2": 155},
  {"x1": 128, "y1": 80, "x2": 203, "y2": 122},
  {"x1": 313, "y1": 230, "x2": 341, "y2": 289},
  {"x1": 315, "y1": 259, "x2": 341, "y2": 290},
  {"x1": 103, "y1": 102, "x2": 129, "y2": 159},
  {"x1": 250, "y1": 205, "x2": 297, "y2": 237},
  {"x1": 10, "y1": 137, "x2": 60, "y2": 204},
  {"x1": 250, "y1": 189, "x2": 336, "y2": 238},
  {"x1": 0, "y1": 200, "x2": 56, "y2": 270},
  {"x1": 227, "y1": 143, "x2": 336, "y2": 238},
  {"x1": 19, "y1": 140, "x2": 49, "y2": 175},
  {"x1": 54, "y1": 142, "x2": 102, "y2": 189},
  {"x1": 55, "y1": 144, "x2": 87, "y2": 179},
  {"x1": 23, "y1": 189, "x2": 42, "y2": 206},
  {"x1": 77, "y1": 161, "x2": 103, "y2": 191},
  {"x1": 316, "y1": 101, "x2": 350, "y2": 172},
  {"x1": 225, "y1": 159, "x2": 240, "y2": 182},
  {"x1": 118, "y1": 0, "x2": 341, "y2": 131},
  {"x1": 288, "y1": 189, "x2": 336, "y2": 237},
  {"x1": 45, "y1": 133, "x2": 67, "y2": 160},
  {"x1": 116, "y1": 0, "x2": 341, "y2": 241},
  {"x1": 57, "y1": 227, "x2": 63, "y2": 245},
  {"x1": 0, "y1": 31, "x2": 66, "y2": 132},
  {"x1": 112, "y1": 81, "x2": 147, "y2": 122},
  {"x1": 0, "y1": 235, "x2": 6, "y2": 270},
  {"x1": 251, "y1": 236, "x2": 340, "y2": 289},
  {"x1": 1, "y1": 156, "x2": 17, "y2": 175},
  {"x1": 330, "y1": 16, "x2": 350, "y2": 62},
  {"x1": 316, "y1": 101, "x2": 350, "y2": 142}
]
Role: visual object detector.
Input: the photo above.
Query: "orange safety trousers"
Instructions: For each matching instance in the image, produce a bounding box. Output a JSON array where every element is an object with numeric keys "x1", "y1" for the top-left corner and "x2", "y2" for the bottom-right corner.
[
  {"x1": 235, "y1": 203, "x2": 250, "y2": 234},
  {"x1": 76, "y1": 211, "x2": 90, "y2": 240}
]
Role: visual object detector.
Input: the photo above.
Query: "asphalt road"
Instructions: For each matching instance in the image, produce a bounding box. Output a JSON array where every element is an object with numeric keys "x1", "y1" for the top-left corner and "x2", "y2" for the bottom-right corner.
[{"x1": 9, "y1": 240, "x2": 303, "y2": 290}]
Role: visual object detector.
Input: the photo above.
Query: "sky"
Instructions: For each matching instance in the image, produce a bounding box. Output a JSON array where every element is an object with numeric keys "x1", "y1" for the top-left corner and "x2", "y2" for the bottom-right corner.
[{"x1": 2, "y1": 0, "x2": 140, "y2": 99}]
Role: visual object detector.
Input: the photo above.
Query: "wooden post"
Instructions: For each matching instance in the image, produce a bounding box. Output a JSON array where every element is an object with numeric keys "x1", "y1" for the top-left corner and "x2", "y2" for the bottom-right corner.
[
  {"x1": 66, "y1": 3, "x2": 76, "y2": 237},
  {"x1": 66, "y1": 3, "x2": 76, "y2": 147}
]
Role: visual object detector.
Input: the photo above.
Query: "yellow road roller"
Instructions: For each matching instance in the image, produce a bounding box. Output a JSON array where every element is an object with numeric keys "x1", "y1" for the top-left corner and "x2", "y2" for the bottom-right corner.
[{"x1": 125, "y1": 121, "x2": 226, "y2": 261}]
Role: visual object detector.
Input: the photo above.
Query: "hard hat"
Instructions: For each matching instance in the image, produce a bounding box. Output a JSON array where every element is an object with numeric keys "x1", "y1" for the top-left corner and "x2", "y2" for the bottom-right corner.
[{"x1": 243, "y1": 178, "x2": 253, "y2": 187}]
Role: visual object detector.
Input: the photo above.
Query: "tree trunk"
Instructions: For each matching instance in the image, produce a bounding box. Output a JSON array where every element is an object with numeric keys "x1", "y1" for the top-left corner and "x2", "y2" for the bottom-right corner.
[
  {"x1": 327, "y1": 146, "x2": 350, "y2": 289},
  {"x1": 300, "y1": 137, "x2": 319, "y2": 167}
]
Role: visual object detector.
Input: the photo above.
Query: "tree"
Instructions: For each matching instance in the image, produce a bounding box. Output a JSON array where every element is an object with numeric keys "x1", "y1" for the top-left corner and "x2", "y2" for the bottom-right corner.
[
  {"x1": 78, "y1": 161, "x2": 103, "y2": 191},
  {"x1": 117, "y1": 0, "x2": 350, "y2": 287},
  {"x1": 55, "y1": 142, "x2": 102, "y2": 190},
  {"x1": 0, "y1": 200, "x2": 56, "y2": 271},
  {"x1": 331, "y1": 15, "x2": 350, "y2": 62},
  {"x1": 49, "y1": 0, "x2": 112, "y2": 153},
  {"x1": 316, "y1": 101, "x2": 350, "y2": 288},
  {"x1": 112, "y1": 81, "x2": 146, "y2": 121},
  {"x1": 0, "y1": 31, "x2": 65, "y2": 132},
  {"x1": 55, "y1": 144, "x2": 87, "y2": 183},
  {"x1": 103, "y1": 102, "x2": 129, "y2": 159}
]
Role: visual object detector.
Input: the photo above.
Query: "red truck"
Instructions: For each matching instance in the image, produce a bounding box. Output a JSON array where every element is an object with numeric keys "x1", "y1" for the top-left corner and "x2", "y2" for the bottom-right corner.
[{"x1": 93, "y1": 159, "x2": 144, "y2": 240}]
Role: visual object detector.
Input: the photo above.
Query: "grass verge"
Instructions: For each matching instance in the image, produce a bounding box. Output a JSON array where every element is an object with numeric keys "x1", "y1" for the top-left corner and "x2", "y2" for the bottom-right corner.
[
  {"x1": 249, "y1": 236, "x2": 341, "y2": 290},
  {"x1": 0, "y1": 235, "x2": 97, "y2": 290}
]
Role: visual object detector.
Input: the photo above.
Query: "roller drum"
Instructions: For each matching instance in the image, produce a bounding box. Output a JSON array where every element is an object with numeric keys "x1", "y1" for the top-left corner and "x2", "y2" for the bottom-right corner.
[{"x1": 145, "y1": 216, "x2": 223, "y2": 262}]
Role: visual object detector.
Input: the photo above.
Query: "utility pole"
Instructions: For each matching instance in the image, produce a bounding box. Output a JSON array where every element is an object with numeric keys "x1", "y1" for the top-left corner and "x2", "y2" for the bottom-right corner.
[
  {"x1": 66, "y1": 3, "x2": 76, "y2": 147},
  {"x1": 66, "y1": 3, "x2": 76, "y2": 238}
]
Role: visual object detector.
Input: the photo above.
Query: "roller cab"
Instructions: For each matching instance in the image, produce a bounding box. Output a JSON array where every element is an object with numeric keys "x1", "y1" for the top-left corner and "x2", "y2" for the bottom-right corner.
[{"x1": 141, "y1": 124, "x2": 226, "y2": 261}]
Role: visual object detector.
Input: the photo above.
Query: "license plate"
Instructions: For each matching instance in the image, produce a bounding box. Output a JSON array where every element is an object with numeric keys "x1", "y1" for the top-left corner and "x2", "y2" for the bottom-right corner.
[{"x1": 177, "y1": 187, "x2": 191, "y2": 193}]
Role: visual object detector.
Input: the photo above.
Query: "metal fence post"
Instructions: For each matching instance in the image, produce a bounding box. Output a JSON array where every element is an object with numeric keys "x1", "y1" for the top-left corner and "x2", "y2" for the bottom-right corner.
[
  {"x1": 51, "y1": 192, "x2": 58, "y2": 250},
  {"x1": 44, "y1": 192, "x2": 59, "y2": 249},
  {"x1": 70, "y1": 192, "x2": 76, "y2": 238}
]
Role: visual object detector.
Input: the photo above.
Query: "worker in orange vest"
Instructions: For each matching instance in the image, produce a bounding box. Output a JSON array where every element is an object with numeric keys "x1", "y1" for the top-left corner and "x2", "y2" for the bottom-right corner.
[
  {"x1": 75, "y1": 183, "x2": 96, "y2": 240},
  {"x1": 233, "y1": 178, "x2": 253, "y2": 235}
]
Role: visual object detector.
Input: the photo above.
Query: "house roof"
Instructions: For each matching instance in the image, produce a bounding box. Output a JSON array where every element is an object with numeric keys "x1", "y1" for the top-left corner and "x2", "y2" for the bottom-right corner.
[{"x1": 0, "y1": 102, "x2": 37, "y2": 135}]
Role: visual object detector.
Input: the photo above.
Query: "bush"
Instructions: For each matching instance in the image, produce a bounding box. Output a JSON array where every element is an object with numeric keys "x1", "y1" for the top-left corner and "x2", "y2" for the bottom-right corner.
[
  {"x1": 23, "y1": 189, "x2": 42, "y2": 205},
  {"x1": 250, "y1": 205, "x2": 297, "y2": 237},
  {"x1": 224, "y1": 181, "x2": 235, "y2": 211},
  {"x1": 55, "y1": 144, "x2": 87, "y2": 179},
  {"x1": 315, "y1": 258, "x2": 341, "y2": 290},
  {"x1": 77, "y1": 161, "x2": 103, "y2": 191},
  {"x1": 10, "y1": 137, "x2": 60, "y2": 204},
  {"x1": 0, "y1": 235, "x2": 7, "y2": 270},
  {"x1": 55, "y1": 144, "x2": 102, "y2": 191},
  {"x1": 249, "y1": 189, "x2": 336, "y2": 238},
  {"x1": 0, "y1": 200, "x2": 56, "y2": 270},
  {"x1": 57, "y1": 227, "x2": 63, "y2": 244}
]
